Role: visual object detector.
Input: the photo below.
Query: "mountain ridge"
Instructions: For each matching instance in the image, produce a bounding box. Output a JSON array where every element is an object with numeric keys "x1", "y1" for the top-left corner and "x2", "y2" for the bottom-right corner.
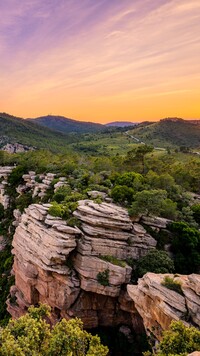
[
  {"x1": 28, "y1": 115, "x2": 104, "y2": 133},
  {"x1": 0, "y1": 112, "x2": 76, "y2": 152}
]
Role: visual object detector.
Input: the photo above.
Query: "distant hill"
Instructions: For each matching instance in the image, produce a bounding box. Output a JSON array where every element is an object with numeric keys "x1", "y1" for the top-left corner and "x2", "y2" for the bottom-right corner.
[
  {"x1": 106, "y1": 121, "x2": 138, "y2": 127},
  {"x1": 28, "y1": 115, "x2": 104, "y2": 133},
  {"x1": 127, "y1": 118, "x2": 200, "y2": 148},
  {"x1": 0, "y1": 113, "x2": 76, "y2": 152}
]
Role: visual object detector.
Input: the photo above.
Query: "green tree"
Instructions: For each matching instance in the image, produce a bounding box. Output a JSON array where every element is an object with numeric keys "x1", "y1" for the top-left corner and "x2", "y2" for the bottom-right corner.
[
  {"x1": 129, "y1": 189, "x2": 177, "y2": 218},
  {"x1": 0, "y1": 304, "x2": 108, "y2": 356},
  {"x1": 115, "y1": 172, "x2": 144, "y2": 190},
  {"x1": 169, "y1": 222, "x2": 200, "y2": 273},
  {"x1": 154, "y1": 320, "x2": 200, "y2": 355},
  {"x1": 134, "y1": 250, "x2": 174, "y2": 279},
  {"x1": 191, "y1": 204, "x2": 200, "y2": 224},
  {"x1": 111, "y1": 185, "x2": 134, "y2": 205},
  {"x1": 125, "y1": 145, "x2": 153, "y2": 173}
]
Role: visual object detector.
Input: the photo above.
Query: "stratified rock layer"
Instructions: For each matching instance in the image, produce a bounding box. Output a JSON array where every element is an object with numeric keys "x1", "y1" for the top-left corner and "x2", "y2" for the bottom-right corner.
[
  {"x1": 0, "y1": 166, "x2": 15, "y2": 209},
  {"x1": 127, "y1": 273, "x2": 200, "y2": 340},
  {"x1": 7, "y1": 199, "x2": 200, "y2": 341},
  {"x1": 8, "y1": 201, "x2": 155, "y2": 329}
]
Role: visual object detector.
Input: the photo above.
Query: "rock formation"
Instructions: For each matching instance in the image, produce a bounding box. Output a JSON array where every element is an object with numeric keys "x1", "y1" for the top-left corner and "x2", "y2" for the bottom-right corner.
[
  {"x1": 6, "y1": 196, "x2": 200, "y2": 346},
  {"x1": 127, "y1": 273, "x2": 200, "y2": 340},
  {"x1": 0, "y1": 166, "x2": 15, "y2": 209},
  {"x1": 2, "y1": 143, "x2": 35, "y2": 153},
  {"x1": 7, "y1": 200, "x2": 156, "y2": 330}
]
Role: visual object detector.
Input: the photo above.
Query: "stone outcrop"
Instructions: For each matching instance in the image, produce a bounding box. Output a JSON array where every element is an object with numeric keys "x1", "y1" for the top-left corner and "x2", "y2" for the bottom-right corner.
[
  {"x1": 8, "y1": 203, "x2": 81, "y2": 320},
  {"x1": 7, "y1": 200, "x2": 156, "y2": 330},
  {"x1": 6, "y1": 197, "x2": 200, "y2": 349},
  {"x1": 16, "y1": 171, "x2": 70, "y2": 200},
  {"x1": 74, "y1": 200, "x2": 156, "y2": 261},
  {"x1": 0, "y1": 235, "x2": 7, "y2": 251},
  {"x1": 2, "y1": 143, "x2": 34, "y2": 153},
  {"x1": 0, "y1": 166, "x2": 15, "y2": 209},
  {"x1": 17, "y1": 171, "x2": 57, "y2": 199},
  {"x1": 127, "y1": 273, "x2": 200, "y2": 340}
]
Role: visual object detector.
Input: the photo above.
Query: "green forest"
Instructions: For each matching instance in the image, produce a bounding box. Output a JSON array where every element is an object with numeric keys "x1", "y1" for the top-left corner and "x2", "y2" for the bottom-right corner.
[{"x1": 0, "y1": 118, "x2": 200, "y2": 355}]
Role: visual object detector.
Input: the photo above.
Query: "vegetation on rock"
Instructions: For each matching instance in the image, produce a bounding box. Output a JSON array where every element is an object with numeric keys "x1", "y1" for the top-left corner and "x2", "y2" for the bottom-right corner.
[
  {"x1": 161, "y1": 276, "x2": 183, "y2": 295},
  {"x1": 97, "y1": 269, "x2": 110, "y2": 286}
]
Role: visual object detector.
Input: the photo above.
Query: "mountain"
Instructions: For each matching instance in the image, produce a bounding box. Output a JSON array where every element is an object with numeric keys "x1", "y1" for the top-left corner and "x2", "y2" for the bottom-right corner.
[
  {"x1": 0, "y1": 113, "x2": 76, "y2": 152},
  {"x1": 106, "y1": 121, "x2": 138, "y2": 127},
  {"x1": 28, "y1": 115, "x2": 104, "y2": 133},
  {"x1": 127, "y1": 118, "x2": 200, "y2": 148}
]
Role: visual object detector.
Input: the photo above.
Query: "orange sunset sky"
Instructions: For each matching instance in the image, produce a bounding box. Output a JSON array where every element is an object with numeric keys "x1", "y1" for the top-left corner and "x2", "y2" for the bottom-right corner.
[{"x1": 0, "y1": 0, "x2": 200, "y2": 123}]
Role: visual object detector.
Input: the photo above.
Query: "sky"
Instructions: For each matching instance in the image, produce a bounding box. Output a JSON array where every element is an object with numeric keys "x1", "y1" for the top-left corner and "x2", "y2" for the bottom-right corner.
[{"x1": 0, "y1": 0, "x2": 200, "y2": 123}]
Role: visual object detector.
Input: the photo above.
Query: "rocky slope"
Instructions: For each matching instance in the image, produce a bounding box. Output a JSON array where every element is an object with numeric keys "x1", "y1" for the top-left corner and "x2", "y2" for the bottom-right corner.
[{"x1": 127, "y1": 273, "x2": 200, "y2": 340}]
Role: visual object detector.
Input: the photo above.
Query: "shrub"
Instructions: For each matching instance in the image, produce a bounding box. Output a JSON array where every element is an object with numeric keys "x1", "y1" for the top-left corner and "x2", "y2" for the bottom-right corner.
[
  {"x1": 168, "y1": 221, "x2": 200, "y2": 274},
  {"x1": 153, "y1": 321, "x2": 200, "y2": 355},
  {"x1": 16, "y1": 192, "x2": 33, "y2": 213},
  {"x1": 111, "y1": 185, "x2": 134, "y2": 204},
  {"x1": 53, "y1": 186, "x2": 72, "y2": 203},
  {"x1": 48, "y1": 203, "x2": 66, "y2": 218},
  {"x1": 100, "y1": 255, "x2": 126, "y2": 268},
  {"x1": 191, "y1": 203, "x2": 200, "y2": 224},
  {"x1": 134, "y1": 250, "x2": 174, "y2": 279},
  {"x1": 48, "y1": 202, "x2": 78, "y2": 220},
  {"x1": 97, "y1": 269, "x2": 109, "y2": 286},
  {"x1": 161, "y1": 276, "x2": 183, "y2": 295}
]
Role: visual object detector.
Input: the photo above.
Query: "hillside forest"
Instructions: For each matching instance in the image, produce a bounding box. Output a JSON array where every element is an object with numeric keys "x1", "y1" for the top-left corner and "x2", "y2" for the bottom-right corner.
[{"x1": 0, "y1": 117, "x2": 200, "y2": 355}]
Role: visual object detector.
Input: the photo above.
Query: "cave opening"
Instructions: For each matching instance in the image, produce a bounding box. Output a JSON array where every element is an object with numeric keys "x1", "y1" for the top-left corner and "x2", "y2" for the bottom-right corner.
[{"x1": 89, "y1": 325, "x2": 150, "y2": 356}]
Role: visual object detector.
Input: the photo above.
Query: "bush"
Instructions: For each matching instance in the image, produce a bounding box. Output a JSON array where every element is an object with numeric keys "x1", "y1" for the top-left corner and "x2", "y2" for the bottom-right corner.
[
  {"x1": 168, "y1": 221, "x2": 200, "y2": 274},
  {"x1": 48, "y1": 203, "x2": 66, "y2": 218},
  {"x1": 48, "y1": 202, "x2": 78, "y2": 220},
  {"x1": 53, "y1": 186, "x2": 72, "y2": 203},
  {"x1": 16, "y1": 192, "x2": 33, "y2": 213},
  {"x1": 134, "y1": 250, "x2": 174, "y2": 280},
  {"x1": 153, "y1": 320, "x2": 200, "y2": 355},
  {"x1": 111, "y1": 185, "x2": 134, "y2": 204},
  {"x1": 100, "y1": 255, "x2": 126, "y2": 267},
  {"x1": 7, "y1": 166, "x2": 26, "y2": 187},
  {"x1": 191, "y1": 203, "x2": 200, "y2": 224},
  {"x1": 161, "y1": 276, "x2": 183, "y2": 295},
  {"x1": 97, "y1": 269, "x2": 109, "y2": 286}
]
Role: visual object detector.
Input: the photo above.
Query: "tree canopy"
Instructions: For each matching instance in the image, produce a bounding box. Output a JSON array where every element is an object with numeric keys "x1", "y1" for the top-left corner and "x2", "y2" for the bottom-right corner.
[
  {"x1": 145, "y1": 320, "x2": 200, "y2": 356},
  {"x1": 0, "y1": 304, "x2": 108, "y2": 356}
]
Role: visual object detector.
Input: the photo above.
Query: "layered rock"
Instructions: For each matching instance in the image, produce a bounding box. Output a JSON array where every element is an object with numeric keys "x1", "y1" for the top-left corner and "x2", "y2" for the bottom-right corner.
[
  {"x1": 8, "y1": 198, "x2": 200, "y2": 344},
  {"x1": 8, "y1": 200, "x2": 156, "y2": 330},
  {"x1": 74, "y1": 200, "x2": 157, "y2": 260},
  {"x1": 127, "y1": 273, "x2": 200, "y2": 340},
  {"x1": 17, "y1": 171, "x2": 57, "y2": 199},
  {"x1": 8, "y1": 203, "x2": 81, "y2": 319},
  {"x1": 12, "y1": 204, "x2": 80, "y2": 274},
  {"x1": 0, "y1": 166, "x2": 15, "y2": 209}
]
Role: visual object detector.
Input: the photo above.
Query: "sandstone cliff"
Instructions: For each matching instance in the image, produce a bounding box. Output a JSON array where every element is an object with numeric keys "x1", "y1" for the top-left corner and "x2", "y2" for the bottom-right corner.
[
  {"x1": 8, "y1": 201, "x2": 156, "y2": 330},
  {"x1": 6, "y1": 198, "x2": 200, "y2": 346}
]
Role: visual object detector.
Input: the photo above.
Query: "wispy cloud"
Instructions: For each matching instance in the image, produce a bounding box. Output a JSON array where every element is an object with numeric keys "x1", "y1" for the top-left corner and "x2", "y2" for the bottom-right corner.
[{"x1": 0, "y1": 0, "x2": 199, "y2": 121}]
